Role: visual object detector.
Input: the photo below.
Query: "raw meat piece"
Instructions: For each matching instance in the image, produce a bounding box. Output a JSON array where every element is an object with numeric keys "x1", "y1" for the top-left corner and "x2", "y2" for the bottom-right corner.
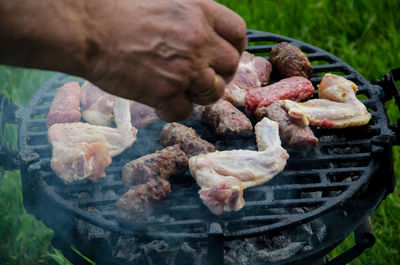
[
  {"x1": 81, "y1": 81, "x2": 115, "y2": 126},
  {"x1": 194, "y1": 99, "x2": 253, "y2": 136},
  {"x1": 224, "y1": 51, "x2": 272, "y2": 106},
  {"x1": 48, "y1": 98, "x2": 137, "y2": 182},
  {"x1": 282, "y1": 74, "x2": 371, "y2": 128},
  {"x1": 189, "y1": 117, "x2": 289, "y2": 215},
  {"x1": 46, "y1": 82, "x2": 82, "y2": 127},
  {"x1": 245, "y1": 76, "x2": 315, "y2": 115},
  {"x1": 116, "y1": 176, "x2": 171, "y2": 222},
  {"x1": 256, "y1": 101, "x2": 318, "y2": 150},
  {"x1": 269, "y1": 42, "x2": 313, "y2": 79},
  {"x1": 81, "y1": 81, "x2": 157, "y2": 127},
  {"x1": 122, "y1": 144, "x2": 188, "y2": 187},
  {"x1": 130, "y1": 101, "x2": 157, "y2": 127},
  {"x1": 160, "y1": 123, "x2": 215, "y2": 157}
]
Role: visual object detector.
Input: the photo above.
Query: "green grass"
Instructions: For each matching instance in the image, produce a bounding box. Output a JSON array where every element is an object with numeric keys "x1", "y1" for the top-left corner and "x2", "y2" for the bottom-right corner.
[{"x1": 1, "y1": 0, "x2": 400, "y2": 264}]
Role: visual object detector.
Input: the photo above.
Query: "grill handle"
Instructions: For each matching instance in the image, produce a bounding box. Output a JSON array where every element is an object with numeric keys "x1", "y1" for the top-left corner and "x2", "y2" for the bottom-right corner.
[
  {"x1": 326, "y1": 218, "x2": 375, "y2": 265},
  {"x1": 375, "y1": 68, "x2": 400, "y2": 144},
  {"x1": 376, "y1": 67, "x2": 400, "y2": 110},
  {"x1": 0, "y1": 94, "x2": 20, "y2": 169}
]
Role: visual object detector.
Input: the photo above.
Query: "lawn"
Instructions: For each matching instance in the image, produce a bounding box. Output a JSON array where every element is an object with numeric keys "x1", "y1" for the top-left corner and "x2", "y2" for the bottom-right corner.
[{"x1": 1, "y1": 0, "x2": 399, "y2": 264}]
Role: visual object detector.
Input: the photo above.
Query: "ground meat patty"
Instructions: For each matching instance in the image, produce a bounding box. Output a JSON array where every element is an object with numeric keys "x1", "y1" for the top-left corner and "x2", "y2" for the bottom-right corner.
[
  {"x1": 116, "y1": 176, "x2": 171, "y2": 222},
  {"x1": 194, "y1": 99, "x2": 253, "y2": 136},
  {"x1": 256, "y1": 101, "x2": 318, "y2": 150},
  {"x1": 245, "y1": 76, "x2": 315, "y2": 115},
  {"x1": 47, "y1": 82, "x2": 82, "y2": 127},
  {"x1": 269, "y1": 42, "x2": 313, "y2": 79},
  {"x1": 122, "y1": 144, "x2": 188, "y2": 187},
  {"x1": 160, "y1": 123, "x2": 215, "y2": 157}
]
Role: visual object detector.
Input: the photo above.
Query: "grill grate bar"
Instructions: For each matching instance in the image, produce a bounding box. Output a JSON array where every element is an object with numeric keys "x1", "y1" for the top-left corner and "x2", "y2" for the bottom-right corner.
[
  {"x1": 248, "y1": 182, "x2": 350, "y2": 193},
  {"x1": 227, "y1": 213, "x2": 308, "y2": 225}
]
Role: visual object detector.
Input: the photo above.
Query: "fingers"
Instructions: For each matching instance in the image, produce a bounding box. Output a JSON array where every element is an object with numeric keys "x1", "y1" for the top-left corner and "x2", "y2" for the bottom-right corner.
[
  {"x1": 188, "y1": 67, "x2": 225, "y2": 105},
  {"x1": 205, "y1": 1, "x2": 247, "y2": 54},
  {"x1": 208, "y1": 34, "x2": 241, "y2": 83},
  {"x1": 155, "y1": 93, "x2": 193, "y2": 122}
]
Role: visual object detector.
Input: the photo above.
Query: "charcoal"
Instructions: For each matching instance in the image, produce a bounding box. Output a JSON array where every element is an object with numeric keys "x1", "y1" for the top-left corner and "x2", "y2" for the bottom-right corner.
[{"x1": 255, "y1": 241, "x2": 307, "y2": 263}]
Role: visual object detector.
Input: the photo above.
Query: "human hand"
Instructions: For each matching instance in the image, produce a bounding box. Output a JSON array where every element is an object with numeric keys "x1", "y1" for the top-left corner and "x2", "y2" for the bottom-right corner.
[{"x1": 81, "y1": 0, "x2": 247, "y2": 121}]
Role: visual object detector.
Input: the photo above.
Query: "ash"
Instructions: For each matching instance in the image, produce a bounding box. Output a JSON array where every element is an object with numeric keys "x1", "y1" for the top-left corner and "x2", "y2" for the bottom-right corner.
[
  {"x1": 113, "y1": 237, "x2": 207, "y2": 265},
  {"x1": 224, "y1": 208, "x2": 327, "y2": 265},
  {"x1": 74, "y1": 203, "x2": 327, "y2": 265}
]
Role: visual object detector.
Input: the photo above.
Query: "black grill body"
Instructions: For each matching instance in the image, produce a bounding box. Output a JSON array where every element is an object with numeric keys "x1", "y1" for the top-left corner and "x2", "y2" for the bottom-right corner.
[{"x1": 1, "y1": 30, "x2": 398, "y2": 265}]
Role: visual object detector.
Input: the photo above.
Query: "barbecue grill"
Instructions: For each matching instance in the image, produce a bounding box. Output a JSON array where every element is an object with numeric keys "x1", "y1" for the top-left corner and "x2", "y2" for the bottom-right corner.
[{"x1": 1, "y1": 30, "x2": 399, "y2": 265}]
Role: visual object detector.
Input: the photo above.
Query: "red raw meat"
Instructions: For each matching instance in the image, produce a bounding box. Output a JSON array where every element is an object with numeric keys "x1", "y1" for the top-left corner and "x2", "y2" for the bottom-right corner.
[
  {"x1": 244, "y1": 76, "x2": 314, "y2": 115},
  {"x1": 46, "y1": 82, "x2": 82, "y2": 127}
]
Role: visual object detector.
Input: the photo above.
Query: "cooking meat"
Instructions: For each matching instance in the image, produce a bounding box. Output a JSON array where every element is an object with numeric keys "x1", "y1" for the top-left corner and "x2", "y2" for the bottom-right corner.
[
  {"x1": 81, "y1": 81, "x2": 157, "y2": 127},
  {"x1": 81, "y1": 81, "x2": 115, "y2": 126},
  {"x1": 194, "y1": 99, "x2": 253, "y2": 136},
  {"x1": 130, "y1": 100, "x2": 157, "y2": 127},
  {"x1": 224, "y1": 51, "x2": 272, "y2": 106},
  {"x1": 122, "y1": 144, "x2": 188, "y2": 187},
  {"x1": 281, "y1": 74, "x2": 371, "y2": 128},
  {"x1": 116, "y1": 176, "x2": 171, "y2": 222},
  {"x1": 269, "y1": 42, "x2": 313, "y2": 79},
  {"x1": 48, "y1": 98, "x2": 137, "y2": 182},
  {"x1": 256, "y1": 101, "x2": 318, "y2": 150},
  {"x1": 189, "y1": 117, "x2": 289, "y2": 215},
  {"x1": 46, "y1": 81, "x2": 82, "y2": 127},
  {"x1": 160, "y1": 123, "x2": 215, "y2": 157},
  {"x1": 245, "y1": 76, "x2": 315, "y2": 115}
]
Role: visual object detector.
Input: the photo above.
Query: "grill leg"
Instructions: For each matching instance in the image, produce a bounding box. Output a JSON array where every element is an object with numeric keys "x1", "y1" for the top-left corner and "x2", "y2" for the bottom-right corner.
[
  {"x1": 206, "y1": 222, "x2": 224, "y2": 265},
  {"x1": 326, "y1": 218, "x2": 375, "y2": 265}
]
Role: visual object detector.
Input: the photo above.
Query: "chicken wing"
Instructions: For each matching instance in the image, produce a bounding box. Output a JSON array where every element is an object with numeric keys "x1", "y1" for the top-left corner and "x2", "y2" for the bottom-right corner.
[
  {"x1": 189, "y1": 117, "x2": 289, "y2": 215},
  {"x1": 281, "y1": 74, "x2": 371, "y2": 128},
  {"x1": 48, "y1": 98, "x2": 137, "y2": 182}
]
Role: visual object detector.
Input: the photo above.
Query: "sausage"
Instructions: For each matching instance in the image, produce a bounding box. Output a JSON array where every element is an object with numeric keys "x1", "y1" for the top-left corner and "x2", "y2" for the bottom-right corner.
[
  {"x1": 160, "y1": 123, "x2": 215, "y2": 157},
  {"x1": 194, "y1": 99, "x2": 253, "y2": 136},
  {"x1": 122, "y1": 144, "x2": 188, "y2": 187},
  {"x1": 116, "y1": 176, "x2": 171, "y2": 222},
  {"x1": 269, "y1": 42, "x2": 312, "y2": 79}
]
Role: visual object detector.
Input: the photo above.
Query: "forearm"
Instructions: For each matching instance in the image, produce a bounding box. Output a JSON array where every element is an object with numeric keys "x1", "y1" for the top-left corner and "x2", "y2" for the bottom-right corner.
[{"x1": 0, "y1": 0, "x2": 88, "y2": 76}]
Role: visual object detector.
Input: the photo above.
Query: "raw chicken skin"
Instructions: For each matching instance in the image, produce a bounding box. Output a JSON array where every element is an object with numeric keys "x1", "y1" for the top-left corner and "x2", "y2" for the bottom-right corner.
[
  {"x1": 48, "y1": 98, "x2": 137, "y2": 182},
  {"x1": 189, "y1": 118, "x2": 289, "y2": 215},
  {"x1": 81, "y1": 81, "x2": 115, "y2": 126},
  {"x1": 81, "y1": 81, "x2": 157, "y2": 127},
  {"x1": 282, "y1": 74, "x2": 371, "y2": 128}
]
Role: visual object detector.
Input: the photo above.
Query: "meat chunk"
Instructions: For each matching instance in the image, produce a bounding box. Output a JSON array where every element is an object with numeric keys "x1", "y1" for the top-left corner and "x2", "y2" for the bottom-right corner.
[
  {"x1": 81, "y1": 81, "x2": 115, "y2": 126},
  {"x1": 81, "y1": 81, "x2": 157, "y2": 127},
  {"x1": 189, "y1": 117, "x2": 289, "y2": 215},
  {"x1": 160, "y1": 123, "x2": 215, "y2": 157},
  {"x1": 256, "y1": 101, "x2": 318, "y2": 150},
  {"x1": 47, "y1": 82, "x2": 82, "y2": 127},
  {"x1": 130, "y1": 101, "x2": 157, "y2": 127},
  {"x1": 224, "y1": 51, "x2": 272, "y2": 106},
  {"x1": 269, "y1": 42, "x2": 313, "y2": 79},
  {"x1": 48, "y1": 98, "x2": 137, "y2": 182},
  {"x1": 245, "y1": 76, "x2": 315, "y2": 115},
  {"x1": 122, "y1": 145, "x2": 188, "y2": 187},
  {"x1": 194, "y1": 99, "x2": 253, "y2": 136},
  {"x1": 116, "y1": 177, "x2": 171, "y2": 222},
  {"x1": 282, "y1": 74, "x2": 371, "y2": 128}
]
